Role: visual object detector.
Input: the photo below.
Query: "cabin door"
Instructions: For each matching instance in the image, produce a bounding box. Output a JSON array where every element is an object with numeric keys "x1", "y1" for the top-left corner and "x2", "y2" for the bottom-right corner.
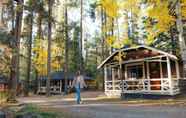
[
  {"x1": 149, "y1": 62, "x2": 161, "y2": 90},
  {"x1": 125, "y1": 63, "x2": 144, "y2": 80}
]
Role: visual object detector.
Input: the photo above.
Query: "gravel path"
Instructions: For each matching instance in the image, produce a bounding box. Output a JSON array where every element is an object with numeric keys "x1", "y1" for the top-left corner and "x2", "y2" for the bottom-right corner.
[
  {"x1": 16, "y1": 91, "x2": 186, "y2": 118},
  {"x1": 54, "y1": 103, "x2": 186, "y2": 118}
]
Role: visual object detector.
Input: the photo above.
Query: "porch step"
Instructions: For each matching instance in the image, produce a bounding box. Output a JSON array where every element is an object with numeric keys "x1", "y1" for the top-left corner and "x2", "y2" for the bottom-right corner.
[{"x1": 105, "y1": 91, "x2": 121, "y2": 97}]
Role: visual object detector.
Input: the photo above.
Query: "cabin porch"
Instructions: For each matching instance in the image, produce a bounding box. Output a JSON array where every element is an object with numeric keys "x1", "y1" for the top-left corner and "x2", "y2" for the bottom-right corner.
[
  {"x1": 97, "y1": 45, "x2": 182, "y2": 97},
  {"x1": 38, "y1": 79, "x2": 73, "y2": 94},
  {"x1": 104, "y1": 55, "x2": 180, "y2": 97}
]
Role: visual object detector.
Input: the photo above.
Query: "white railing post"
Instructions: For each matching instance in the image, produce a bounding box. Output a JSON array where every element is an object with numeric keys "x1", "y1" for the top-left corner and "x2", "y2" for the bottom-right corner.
[
  {"x1": 104, "y1": 66, "x2": 107, "y2": 92},
  {"x1": 175, "y1": 60, "x2": 180, "y2": 79},
  {"x1": 160, "y1": 60, "x2": 163, "y2": 92},
  {"x1": 167, "y1": 57, "x2": 173, "y2": 95},
  {"x1": 60, "y1": 80, "x2": 62, "y2": 93},
  {"x1": 112, "y1": 68, "x2": 115, "y2": 91}
]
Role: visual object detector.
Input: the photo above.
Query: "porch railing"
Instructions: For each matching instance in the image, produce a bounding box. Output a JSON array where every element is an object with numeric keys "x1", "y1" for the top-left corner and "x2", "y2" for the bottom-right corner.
[
  {"x1": 105, "y1": 78, "x2": 180, "y2": 95},
  {"x1": 38, "y1": 86, "x2": 61, "y2": 93}
]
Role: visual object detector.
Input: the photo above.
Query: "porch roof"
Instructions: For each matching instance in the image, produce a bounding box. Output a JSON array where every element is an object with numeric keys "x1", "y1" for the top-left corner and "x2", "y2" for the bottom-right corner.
[
  {"x1": 97, "y1": 45, "x2": 178, "y2": 69},
  {"x1": 0, "y1": 76, "x2": 7, "y2": 84},
  {"x1": 39, "y1": 71, "x2": 93, "y2": 80}
]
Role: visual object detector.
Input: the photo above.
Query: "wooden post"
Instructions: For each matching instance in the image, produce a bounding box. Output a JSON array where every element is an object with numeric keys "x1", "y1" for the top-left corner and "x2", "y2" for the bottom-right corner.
[
  {"x1": 160, "y1": 61, "x2": 163, "y2": 78},
  {"x1": 160, "y1": 60, "x2": 163, "y2": 92},
  {"x1": 175, "y1": 60, "x2": 180, "y2": 79},
  {"x1": 167, "y1": 57, "x2": 173, "y2": 95},
  {"x1": 118, "y1": 67, "x2": 120, "y2": 80},
  {"x1": 124, "y1": 65, "x2": 127, "y2": 80},
  {"x1": 146, "y1": 61, "x2": 150, "y2": 91},
  {"x1": 60, "y1": 80, "x2": 62, "y2": 93},
  {"x1": 112, "y1": 68, "x2": 115, "y2": 91},
  {"x1": 104, "y1": 66, "x2": 107, "y2": 92},
  {"x1": 143, "y1": 62, "x2": 145, "y2": 79}
]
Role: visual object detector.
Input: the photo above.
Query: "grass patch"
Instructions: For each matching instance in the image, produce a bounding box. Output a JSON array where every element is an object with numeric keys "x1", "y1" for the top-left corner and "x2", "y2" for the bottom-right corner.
[{"x1": 16, "y1": 104, "x2": 63, "y2": 118}]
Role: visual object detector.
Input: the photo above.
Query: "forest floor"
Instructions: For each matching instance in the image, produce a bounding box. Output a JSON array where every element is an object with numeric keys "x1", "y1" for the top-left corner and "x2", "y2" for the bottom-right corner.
[
  {"x1": 16, "y1": 91, "x2": 186, "y2": 106},
  {"x1": 2, "y1": 91, "x2": 186, "y2": 118},
  {"x1": 18, "y1": 91, "x2": 186, "y2": 118}
]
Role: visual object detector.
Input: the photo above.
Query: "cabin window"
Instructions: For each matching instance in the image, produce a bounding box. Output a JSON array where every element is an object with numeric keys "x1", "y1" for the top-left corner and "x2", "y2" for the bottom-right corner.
[{"x1": 126, "y1": 64, "x2": 143, "y2": 80}]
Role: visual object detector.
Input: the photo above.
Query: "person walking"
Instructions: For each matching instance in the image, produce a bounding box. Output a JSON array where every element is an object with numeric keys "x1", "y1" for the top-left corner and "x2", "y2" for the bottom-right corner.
[{"x1": 71, "y1": 71, "x2": 87, "y2": 104}]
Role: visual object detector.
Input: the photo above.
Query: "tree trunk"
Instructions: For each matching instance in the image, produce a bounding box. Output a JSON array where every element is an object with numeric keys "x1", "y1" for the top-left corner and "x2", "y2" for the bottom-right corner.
[
  {"x1": 37, "y1": 14, "x2": 42, "y2": 39},
  {"x1": 176, "y1": 0, "x2": 186, "y2": 78},
  {"x1": 64, "y1": 1, "x2": 69, "y2": 95},
  {"x1": 46, "y1": 0, "x2": 52, "y2": 97},
  {"x1": 80, "y1": 0, "x2": 84, "y2": 72},
  {"x1": 8, "y1": 0, "x2": 24, "y2": 102},
  {"x1": 101, "y1": 7, "x2": 105, "y2": 91},
  {"x1": 24, "y1": 10, "x2": 33, "y2": 97},
  {"x1": 34, "y1": 69, "x2": 38, "y2": 94}
]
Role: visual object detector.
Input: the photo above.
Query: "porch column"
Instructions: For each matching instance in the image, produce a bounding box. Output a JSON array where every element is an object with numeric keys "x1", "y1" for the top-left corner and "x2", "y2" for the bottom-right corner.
[
  {"x1": 146, "y1": 61, "x2": 150, "y2": 91},
  {"x1": 112, "y1": 68, "x2": 115, "y2": 91},
  {"x1": 118, "y1": 67, "x2": 120, "y2": 79},
  {"x1": 167, "y1": 57, "x2": 173, "y2": 95},
  {"x1": 124, "y1": 65, "x2": 127, "y2": 80},
  {"x1": 160, "y1": 61, "x2": 163, "y2": 78},
  {"x1": 104, "y1": 66, "x2": 107, "y2": 92},
  {"x1": 160, "y1": 60, "x2": 163, "y2": 92},
  {"x1": 60, "y1": 80, "x2": 62, "y2": 93},
  {"x1": 175, "y1": 60, "x2": 180, "y2": 79}
]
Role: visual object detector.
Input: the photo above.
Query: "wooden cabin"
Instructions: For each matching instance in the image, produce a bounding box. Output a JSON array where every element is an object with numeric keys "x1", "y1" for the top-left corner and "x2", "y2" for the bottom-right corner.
[
  {"x1": 38, "y1": 71, "x2": 93, "y2": 94},
  {"x1": 98, "y1": 45, "x2": 183, "y2": 97}
]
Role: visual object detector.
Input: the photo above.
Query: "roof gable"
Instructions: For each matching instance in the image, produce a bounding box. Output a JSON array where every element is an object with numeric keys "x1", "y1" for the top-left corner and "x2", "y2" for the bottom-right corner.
[{"x1": 98, "y1": 45, "x2": 178, "y2": 69}]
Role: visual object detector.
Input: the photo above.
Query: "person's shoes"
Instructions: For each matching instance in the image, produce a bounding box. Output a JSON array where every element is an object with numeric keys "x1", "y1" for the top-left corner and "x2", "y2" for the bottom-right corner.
[{"x1": 80, "y1": 101, "x2": 83, "y2": 104}]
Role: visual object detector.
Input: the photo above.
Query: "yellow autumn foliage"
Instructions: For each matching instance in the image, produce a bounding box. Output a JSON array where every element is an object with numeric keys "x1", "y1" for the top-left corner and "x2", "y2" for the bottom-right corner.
[
  {"x1": 106, "y1": 36, "x2": 116, "y2": 46},
  {"x1": 147, "y1": 0, "x2": 175, "y2": 34},
  {"x1": 101, "y1": 0, "x2": 186, "y2": 49},
  {"x1": 101, "y1": 0, "x2": 119, "y2": 18},
  {"x1": 122, "y1": 0, "x2": 140, "y2": 15},
  {"x1": 32, "y1": 39, "x2": 62, "y2": 76},
  {"x1": 181, "y1": 0, "x2": 186, "y2": 18},
  {"x1": 113, "y1": 51, "x2": 126, "y2": 61}
]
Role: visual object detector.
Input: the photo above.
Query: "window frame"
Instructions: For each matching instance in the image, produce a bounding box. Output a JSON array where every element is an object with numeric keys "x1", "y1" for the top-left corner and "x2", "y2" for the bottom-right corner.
[{"x1": 125, "y1": 62, "x2": 145, "y2": 80}]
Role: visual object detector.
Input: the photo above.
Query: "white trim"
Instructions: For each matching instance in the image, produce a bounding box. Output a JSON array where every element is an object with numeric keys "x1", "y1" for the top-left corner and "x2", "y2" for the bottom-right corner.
[
  {"x1": 143, "y1": 62, "x2": 145, "y2": 79},
  {"x1": 105, "y1": 78, "x2": 180, "y2": 96},
  {"x1": 175, "y1": 60, "x2": 180, "y2": 79},
  {"x1": 160, "y1": 61, "x2": 163, "y2": 78},
  {"x1": 160, "y1": 61, "x2": 163, "y2": 92},
  {"x1": 97, "y1": 51, "x2": 117, "y2": 69},
  {"x1": 107, "y1": 55, "x2": 166, "y2": 67},
  {"x1": 97, "y1": 45, "x2": 178, "y2": 69},
  {"x1": 167, "y1": 57, "x2": 173, "y2": 95},
  {"x1": 112, "y1": 68, "x2": 115, "y2": 90},
  {"x1": 141, "y1": 45, "x2": 177, "y2": 60},
  {"x1": 104, "y1": 66, "x2": 107, "y2": 91},
  {"x1": 146, "y1": 60, "x2": 167, "y2": 62},
  {"x1": 125, "y1": 62, "x2": 144, "y2": 80}
]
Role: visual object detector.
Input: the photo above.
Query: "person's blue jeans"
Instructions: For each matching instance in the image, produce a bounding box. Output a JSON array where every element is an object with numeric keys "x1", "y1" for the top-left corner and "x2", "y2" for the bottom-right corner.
[{"x1": 75, "y1": 84, "x2": 81, "y2": 104}]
